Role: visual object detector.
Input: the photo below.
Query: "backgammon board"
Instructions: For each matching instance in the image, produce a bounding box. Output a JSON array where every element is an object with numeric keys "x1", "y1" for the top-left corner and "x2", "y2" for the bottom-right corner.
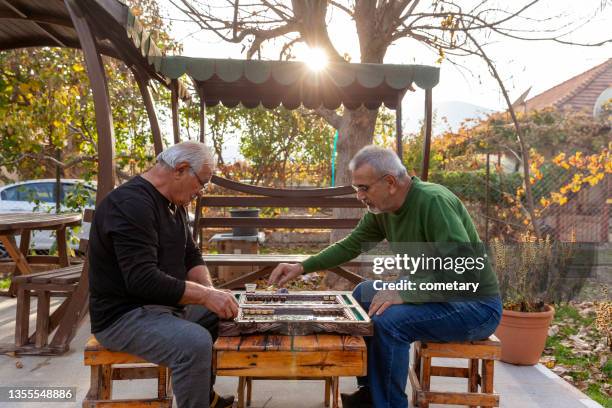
[{"x1": 219, "y1": 291, "x2": 373, "y2": 336}]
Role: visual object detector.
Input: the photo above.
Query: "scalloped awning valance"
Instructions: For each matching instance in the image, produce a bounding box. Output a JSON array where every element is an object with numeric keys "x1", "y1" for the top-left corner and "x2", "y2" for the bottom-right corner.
[{"x1": 158, "y1": 57, "x2": 440, "y2": 110}]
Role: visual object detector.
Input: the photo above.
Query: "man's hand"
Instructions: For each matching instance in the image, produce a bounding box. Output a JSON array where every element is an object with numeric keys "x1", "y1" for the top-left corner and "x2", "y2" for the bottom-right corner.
[
  {"x1": 201, "y1": 287, "x2": 239, "y2": 319},
  {"x1": 268, "y1": 263, "x2": 303, "y2": 287},
  {"x1": 368, "y1": 290, "x2": 403, "y2": 317}
]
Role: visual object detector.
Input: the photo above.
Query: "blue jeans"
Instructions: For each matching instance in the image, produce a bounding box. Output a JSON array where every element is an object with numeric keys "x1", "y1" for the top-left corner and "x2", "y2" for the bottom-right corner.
[{"x1": 353, "y1": 281, "x2": 502, "y2": 408}]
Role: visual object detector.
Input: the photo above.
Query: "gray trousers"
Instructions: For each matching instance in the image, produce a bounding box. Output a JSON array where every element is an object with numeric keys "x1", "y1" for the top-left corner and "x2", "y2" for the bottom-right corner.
[{"x1": 94, "y1": 304, "x2": 218, "y2": 408}]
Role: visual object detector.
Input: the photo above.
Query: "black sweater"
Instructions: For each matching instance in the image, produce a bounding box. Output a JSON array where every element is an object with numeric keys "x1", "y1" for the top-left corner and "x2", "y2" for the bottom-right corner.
[{"x1": 88, "y1": 176, "x2": 205, "y2": 333}]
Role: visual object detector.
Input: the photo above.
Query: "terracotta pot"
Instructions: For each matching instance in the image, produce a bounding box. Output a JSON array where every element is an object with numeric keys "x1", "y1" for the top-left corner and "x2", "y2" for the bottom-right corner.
[{"x1": 494, "y1": 304, "x2": 555, "y2": 365}]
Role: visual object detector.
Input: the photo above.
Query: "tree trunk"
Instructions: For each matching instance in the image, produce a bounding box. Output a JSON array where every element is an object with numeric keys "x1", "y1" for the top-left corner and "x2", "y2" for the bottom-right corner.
[{"x1": 324, "y1": 107, "x2": 378, "y2": 289}]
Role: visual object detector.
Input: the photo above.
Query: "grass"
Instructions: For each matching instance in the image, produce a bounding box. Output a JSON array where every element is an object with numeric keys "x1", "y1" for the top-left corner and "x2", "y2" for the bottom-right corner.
[
  {"x1": 0, "y1": 277, "x2": 11, "y2": 290},
  {"x1": 545, "y1": 303, "x2": 611, "y2": 407}
]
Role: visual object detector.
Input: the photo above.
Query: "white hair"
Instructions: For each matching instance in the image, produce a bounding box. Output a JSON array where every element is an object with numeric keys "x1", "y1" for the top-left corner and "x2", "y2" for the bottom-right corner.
[
  {"x1": 349, "y1": 145, "x2": 407, "y2": 179},
  {"x1": 156, "y1": 141, "x2": 215, "y2": 172}
]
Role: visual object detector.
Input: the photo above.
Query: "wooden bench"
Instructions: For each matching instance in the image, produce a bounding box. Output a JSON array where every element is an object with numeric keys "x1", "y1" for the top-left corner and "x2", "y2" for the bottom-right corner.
[
  {"x1": 83, "y1": 335, "x2": 172, "y2": 407},
  {"x1": 214, "y1": 333, "x2": 367, "y2": 408},
  {"x1": 195, "y1": 176, "x2": 368, "y2": 286},
  {"x1": 0, "y1": 210, "x2": 92, "y2": 355},
  {"x1": 409, "y1": 335, "x2": 502, "y2": 408},
  {"x1": 203, "y1": 253, "x2": 372, "y2": 289}
]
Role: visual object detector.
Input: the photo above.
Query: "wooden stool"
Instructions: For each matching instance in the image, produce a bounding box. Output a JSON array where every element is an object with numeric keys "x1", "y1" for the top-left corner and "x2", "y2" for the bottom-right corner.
[
  {"x1": 83, "y1": 335, "x2": 172, "y2": 407},
  {"x1": 409, "y1": 335, "x2": 501, "y2": 408},
  {"x1": 214, "y1": 334, "x2": 367, "y2": 408}
]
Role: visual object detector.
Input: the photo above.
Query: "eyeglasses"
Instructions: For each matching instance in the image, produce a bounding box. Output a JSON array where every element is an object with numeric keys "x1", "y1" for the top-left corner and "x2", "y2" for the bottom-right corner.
[
  {"x1": 351, "y1": 174, "x2": 389, "y2": 193},
  {"x1": 188, "y1": 166, "x2": 210, "y2": 190}
]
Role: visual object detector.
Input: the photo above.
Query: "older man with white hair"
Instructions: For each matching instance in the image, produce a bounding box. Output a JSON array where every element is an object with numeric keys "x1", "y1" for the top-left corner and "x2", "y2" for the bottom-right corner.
[
  {"x1": 269, "y1": 145, "x2": 502, "y2": 408},
  {"x1": 89, "y1": 141, "x2": 236, "y2": 408}
]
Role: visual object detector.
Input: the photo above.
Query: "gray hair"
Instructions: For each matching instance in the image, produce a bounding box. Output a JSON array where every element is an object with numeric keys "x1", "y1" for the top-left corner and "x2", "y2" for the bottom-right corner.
[
  {"x1": 349, "y1": 145, "x2": 407, "y2": 179},
  {"x1": 156, "y1": 141, "x2": 215, "y2": 172}
]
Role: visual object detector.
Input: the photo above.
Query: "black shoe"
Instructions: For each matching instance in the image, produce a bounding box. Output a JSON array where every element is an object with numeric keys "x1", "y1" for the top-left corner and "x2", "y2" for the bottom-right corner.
[
  {"x1": 340, "y1": 386, "x2": 373, "y2": 408},
  {"x1": 210, "y1": 391, "x2": 234, "y2": 408}
]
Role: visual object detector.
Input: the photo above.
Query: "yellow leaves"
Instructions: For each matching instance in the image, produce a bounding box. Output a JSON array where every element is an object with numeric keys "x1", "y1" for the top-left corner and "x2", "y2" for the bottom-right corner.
[
  {"x1": 583, "y1": 173, "x2": 604, "y2": 187},
  {"x1": 567, "y1": 151, "x2": 585, "y2": 167},
  {"x1": 72, "y1": 63, "x2": 84, "y2": 73},
  {"x1": 552, "y1": 152, "x2": 566, "y2": 165},
  {"x1": 550, "y1": 192, "x2": 568, "y2": 206},
  {"x1": 131, "y1": 6, "x2": 143, "y2": 16},
  {"x1": 540, "y1": 197, "x2": 551, "y2": 207},
  {"x1": 441, "y1": 14, "x2": 455, "y2": 28},
  {"x1": 436, "y1": 47, "x2": 445, "y2": 64},
  {"x1": 605, "y1": 158, "x2": 612, "y2": 173}
]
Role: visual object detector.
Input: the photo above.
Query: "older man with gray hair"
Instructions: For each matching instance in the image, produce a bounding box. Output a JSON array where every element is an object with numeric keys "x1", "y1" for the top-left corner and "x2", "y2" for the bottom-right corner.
[
  {"x1": 269, "y1": 145, "x2": 501, "y2": 408},
  {"x1": 89, "y1": 141, "x2": 236, "y2": 408}
]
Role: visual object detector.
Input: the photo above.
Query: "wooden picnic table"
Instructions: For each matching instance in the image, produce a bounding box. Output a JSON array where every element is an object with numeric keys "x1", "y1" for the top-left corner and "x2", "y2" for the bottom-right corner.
[
  {"x1": 203, "y1": 254, "x2": 374, "y2": 289},
  {"x1": 0, "y1": 212, "x2": 82, "y2": 276}
]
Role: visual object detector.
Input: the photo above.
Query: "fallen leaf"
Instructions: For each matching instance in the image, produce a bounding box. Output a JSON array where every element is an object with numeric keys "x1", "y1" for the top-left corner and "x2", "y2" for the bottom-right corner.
[{"x1": 548, "y1": 325, "x2": 560, "y2": 337}]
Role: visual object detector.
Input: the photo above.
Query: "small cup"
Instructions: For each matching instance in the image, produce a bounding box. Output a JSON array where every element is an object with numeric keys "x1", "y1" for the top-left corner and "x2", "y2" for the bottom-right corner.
[{"x1": 245, "y1": 283, "x2": 257, "y2": 293}]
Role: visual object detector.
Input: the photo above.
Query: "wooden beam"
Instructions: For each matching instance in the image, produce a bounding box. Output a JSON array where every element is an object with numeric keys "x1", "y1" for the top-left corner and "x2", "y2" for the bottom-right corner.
[
  {"x1": 133, "y1": 68, "x2": 163, "y2": 155},
  {"x1": 49, "y1": 0, "x2": 113, "y2": 352},
  {"x1": 421, "y1": 88, "x2": 433, "y2": 181},
  {"x1": 171, "y1": 79, "x2": 180, "y2": 144},
  {"x1": 396, "y1": 92, "x2": 403, "y2": 161},
  {"x1": 199, "y1": 217, "x2": 360, "y2": 229},
  {"x1": 199, "y1": 90, "x2": 206, "y2": 143},
  {"x1": 200, "y1": 195, "x2": 363, "y2": 208},
  {"x1": 0, "y1": 0, "x2": 68, "y2": 47},
  {"x1": 211, "y1": 175, "x2": 355, "y2": 197}
]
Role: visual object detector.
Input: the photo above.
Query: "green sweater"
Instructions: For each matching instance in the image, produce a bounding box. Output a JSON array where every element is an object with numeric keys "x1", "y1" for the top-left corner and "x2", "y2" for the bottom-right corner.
[{"x1": 302, "y1": 177, "x2": 499, "y2": 300}]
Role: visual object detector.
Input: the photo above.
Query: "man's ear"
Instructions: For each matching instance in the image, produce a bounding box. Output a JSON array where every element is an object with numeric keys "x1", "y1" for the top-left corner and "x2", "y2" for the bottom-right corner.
[
  {"x1": 386, "y1": 175, "x2": 399, "y2": 191},
  {"x1": 175, "y1": 162, "x2": 190, "y2": 175}
]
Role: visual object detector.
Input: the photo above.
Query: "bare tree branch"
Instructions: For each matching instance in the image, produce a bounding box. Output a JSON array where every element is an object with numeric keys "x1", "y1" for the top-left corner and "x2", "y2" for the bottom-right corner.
[
  {"x1": 314, "y1": 107, "x2": 343, "y2": 129},
  {"x1": 463, "y1": 24, "x2": 542, "y2": 239}
]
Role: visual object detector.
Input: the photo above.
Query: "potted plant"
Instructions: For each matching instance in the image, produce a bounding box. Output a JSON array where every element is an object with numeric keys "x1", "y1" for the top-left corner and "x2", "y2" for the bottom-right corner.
[{"x1": 490, "y1": 234, "x2": 583, "y2": 365}]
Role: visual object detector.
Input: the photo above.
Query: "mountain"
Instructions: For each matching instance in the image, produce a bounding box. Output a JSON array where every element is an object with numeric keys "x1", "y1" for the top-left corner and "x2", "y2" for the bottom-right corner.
[{"x1": 404, "y1": 100, "x2": 495, "y2": 136}]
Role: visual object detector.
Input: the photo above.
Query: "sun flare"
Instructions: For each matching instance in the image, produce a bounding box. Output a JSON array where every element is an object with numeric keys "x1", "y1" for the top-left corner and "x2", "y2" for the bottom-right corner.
[{"x1": 303, "y1": 47, "x2": 329, "y2": 71}]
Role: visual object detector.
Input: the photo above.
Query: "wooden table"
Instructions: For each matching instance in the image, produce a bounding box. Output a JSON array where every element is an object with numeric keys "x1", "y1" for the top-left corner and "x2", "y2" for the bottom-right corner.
[
  {"x1": 0, "y1": 212, "x2": 82, "y2": 276},
  {"x1": 203, "y1": 254, "x2": 373, "y2": 289},
  {"x1": 214, "y1": 333, "x2": 367, "y2": 408}
]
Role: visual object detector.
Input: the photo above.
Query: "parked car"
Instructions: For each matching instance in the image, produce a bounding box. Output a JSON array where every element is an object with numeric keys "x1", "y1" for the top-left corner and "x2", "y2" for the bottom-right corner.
[
  {"x1": 0, "y1": 179, "x2": 96, "y2": 257},
  {"x1": 0, "y1": 178, "x2": 196, "y2": 258}
]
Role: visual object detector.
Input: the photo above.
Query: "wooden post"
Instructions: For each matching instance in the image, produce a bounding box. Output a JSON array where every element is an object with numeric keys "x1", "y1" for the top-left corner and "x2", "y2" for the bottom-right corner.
[
  {"x1": 396, "y1": 92, "x2": 403, "y2": 161},
  {"x1": 133, "y1": 68, "x2": 163, "y2": 155},
  {"x1": 35, "y1": 290, "x2": 51, "y2": 347},
  {"x1": 171, "y1": 79, "x2": 180, "y2": 144},
  {"x1": 485, "y1": 153, "x2": 490, "y2": 243},
  {"x1": 65, "y1": 0, "x2": 115, "y2": 202},
  {"x1": 421, "y1": 88, "x2": 433, "y2": 181},
  {"x1": 192, "y1": 88, "x2": 205, "y2": 242},
  {"x1": 57, "y1": 226, "x2": 69, "y2": 267},
  {"x1": 199, "y1": 89, "x2": 206, "y2": 143},
  {"x1": 14, "y1": 287, "x2": 30, "y2": 346},
  {"x1": 52, "y1": 0, "x2": 112, "y2": 351}
]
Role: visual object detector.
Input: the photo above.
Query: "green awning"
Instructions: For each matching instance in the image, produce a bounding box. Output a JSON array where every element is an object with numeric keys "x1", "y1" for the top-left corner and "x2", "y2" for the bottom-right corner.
[{"x1": 157, "y1": 57, "x2": 440, "y2": 110}]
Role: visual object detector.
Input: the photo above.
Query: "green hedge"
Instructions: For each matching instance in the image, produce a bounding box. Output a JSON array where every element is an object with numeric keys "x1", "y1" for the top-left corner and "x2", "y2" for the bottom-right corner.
[{"x1": 428, "y1": 171, "x2": 523, "y2": 203}]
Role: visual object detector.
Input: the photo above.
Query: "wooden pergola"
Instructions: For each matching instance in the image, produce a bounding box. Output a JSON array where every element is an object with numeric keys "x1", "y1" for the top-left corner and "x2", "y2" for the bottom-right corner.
[
  {"x1": 0, "y1": 0, "x2": 440, "y2": 352},
  {"x1": 0, "y1": 0, "x2": 187, "y2": 353}
]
